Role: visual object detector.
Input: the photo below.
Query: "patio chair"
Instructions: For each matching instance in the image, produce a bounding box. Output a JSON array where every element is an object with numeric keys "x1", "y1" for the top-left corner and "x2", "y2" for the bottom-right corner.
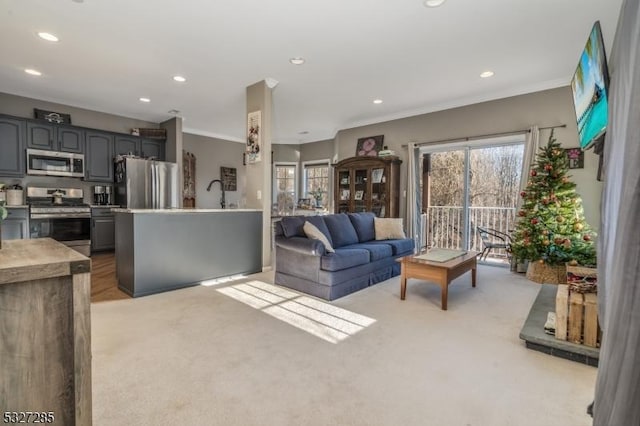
[{"x1": 476, "y1": 226, "x2": 511, "y2": 262}]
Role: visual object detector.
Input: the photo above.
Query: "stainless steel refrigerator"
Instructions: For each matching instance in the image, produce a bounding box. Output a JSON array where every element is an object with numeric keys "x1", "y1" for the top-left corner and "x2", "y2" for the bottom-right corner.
[{"x1": 114, "y1": 157, "x2": 180, "y2": 209}]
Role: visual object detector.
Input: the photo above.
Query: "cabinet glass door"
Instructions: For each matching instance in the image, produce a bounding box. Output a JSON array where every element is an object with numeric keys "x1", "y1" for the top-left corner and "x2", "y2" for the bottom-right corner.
[
  {"x1": 337, "y1": 170, "x2": 350, "y2": 213},
  {"x1": 370, "y1": 167, "x2": 386, "y2": 217},
  {"x1": 353, "y1": 168, "x2": 368, "y2": 213}
]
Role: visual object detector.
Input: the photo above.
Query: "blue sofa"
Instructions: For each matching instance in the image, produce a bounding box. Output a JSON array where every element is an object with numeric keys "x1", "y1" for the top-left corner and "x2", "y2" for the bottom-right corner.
[{"x1": 274, "y1": 212, "x2": 415, "y2": 300}]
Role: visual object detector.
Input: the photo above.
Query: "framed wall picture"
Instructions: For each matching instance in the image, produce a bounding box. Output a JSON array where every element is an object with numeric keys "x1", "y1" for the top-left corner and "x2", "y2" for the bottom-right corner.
[
  {"x1": 246, "y1": 110, "x2": 261, "y2": 163},
  {"x1": 220, "y1": 167, "x2": 237, "y2": 191},
  {"x1": 564, "y1": 148, "x2": 584, "y2": 169},
  {"x1": 356, "y1": 135, "x2": 384, "y2": 157}
]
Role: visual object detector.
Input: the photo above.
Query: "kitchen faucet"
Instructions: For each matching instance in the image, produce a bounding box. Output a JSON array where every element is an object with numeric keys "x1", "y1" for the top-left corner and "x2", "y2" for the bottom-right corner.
[{"x1": 206, "y1": 179, "x2": 226, "y2": 209}]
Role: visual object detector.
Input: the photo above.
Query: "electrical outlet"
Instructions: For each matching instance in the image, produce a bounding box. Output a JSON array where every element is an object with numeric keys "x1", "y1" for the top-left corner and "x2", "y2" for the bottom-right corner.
[{"x1": 257, "y1": 190, "x2": 262, "y2": 200}]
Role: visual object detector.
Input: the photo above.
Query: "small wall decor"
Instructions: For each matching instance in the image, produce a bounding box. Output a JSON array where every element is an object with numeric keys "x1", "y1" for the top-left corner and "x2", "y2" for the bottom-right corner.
[
  {"x1": 34, "y1": 108, "x2": 71, "y2": 125},
  {"x1": 356, "y1": 135, "x2": 384, "y2": 157},
  {"x1": 220, "y1": 166, "x2": 237, "y2": 191},
  {"x1": 246, "y1": 110, "x2": 261, "y2": 163},
  {"x1": 183, "y1": 150, "x2": 196, "y2": 208},
  {"x1": 565, "y1": 148, "x2": 584, "y2": 169}
]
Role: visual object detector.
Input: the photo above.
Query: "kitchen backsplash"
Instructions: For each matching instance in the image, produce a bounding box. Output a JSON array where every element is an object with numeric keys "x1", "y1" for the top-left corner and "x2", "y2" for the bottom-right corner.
[{"x1": 0, "y1": 175, "x2": 108, "y2": 205}]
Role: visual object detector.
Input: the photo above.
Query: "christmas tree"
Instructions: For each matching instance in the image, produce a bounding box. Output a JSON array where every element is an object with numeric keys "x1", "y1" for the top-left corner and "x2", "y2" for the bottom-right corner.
[{"x1": 510, "y1": 131, "x2": 596, "y2": 266}]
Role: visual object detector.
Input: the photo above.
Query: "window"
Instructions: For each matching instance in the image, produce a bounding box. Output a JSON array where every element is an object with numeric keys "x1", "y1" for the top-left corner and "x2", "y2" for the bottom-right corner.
[
  {"x1": 273, "y1": 163, "x2": 297, "y2": 213},
  {"x1": 304, "y1": 161, "x2": 330, "y2": 208}
]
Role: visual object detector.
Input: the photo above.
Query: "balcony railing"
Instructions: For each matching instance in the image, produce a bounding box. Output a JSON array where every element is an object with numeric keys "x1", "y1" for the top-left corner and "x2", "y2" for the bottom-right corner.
[{"x1": 426, "y1": 206, "x2": 516, "y2": 260}]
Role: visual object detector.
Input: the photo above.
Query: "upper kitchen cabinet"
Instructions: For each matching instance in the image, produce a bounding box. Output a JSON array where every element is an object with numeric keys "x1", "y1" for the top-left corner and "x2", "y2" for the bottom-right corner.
[
  {"x1": 141, "y1": 139, "x2": 164, "y2": 160},
  {"x1": 26, "y1": 121, "x2": 84, "y2": 153},
  {"x1": 85, "y1": 131, "x2": 114, "y2": 182},
  {"x1": 116, "y1": 136, "x2": 164, "y2": 160},
  {"x1": 0, "y1": 116, "x2": 26, "y2": 177},
  {"x1": 115, "y1": 135, "x2": 141, "y2": 157}
]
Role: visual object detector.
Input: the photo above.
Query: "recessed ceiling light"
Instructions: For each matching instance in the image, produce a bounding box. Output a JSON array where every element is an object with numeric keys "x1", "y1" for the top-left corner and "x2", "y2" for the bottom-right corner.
[
  {"x1": 480, "y1": 70, "x2": 495, "y2": 78},
  {"x1": 168, "y1": 109, "x2": 181, "y2": 114},
  {"x1": 298, "y1": 131, "x2": 309, "y2": 135},
  {"x1": 424, "y1": 0, "x2": 446, "y2": 7},
  {"x1": 139, "y1": 97, "x2": 151, "y2": 103},
  {"x1": 289, "y1": 57, "x2": 305, "y2": 65},
  {"x1": 25, "y1": 68, "x2": 42, "y2": 76},
  {"x1": 373, "y1": 99, "x2": 383, "y2": 104},
  {"x1": 37, "y1": 32, "x2": 59, "y2": 42},
  {"x1": 173, "y1": 75, "x2": 186, "y2": 83}
]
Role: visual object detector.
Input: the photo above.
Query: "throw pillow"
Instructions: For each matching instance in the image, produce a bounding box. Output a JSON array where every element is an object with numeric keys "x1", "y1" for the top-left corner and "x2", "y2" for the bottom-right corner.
[
  {"x1": 374, "y1": 218, "x2": 406, "y2": 240},
  {"x1": 304, "y1": 221, "x2": 335, "y2": 253}
]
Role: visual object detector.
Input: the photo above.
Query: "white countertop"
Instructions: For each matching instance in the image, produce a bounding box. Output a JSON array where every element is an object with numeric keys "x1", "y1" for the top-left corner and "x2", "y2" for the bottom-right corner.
[
  {"x1": 4, "y1": 205, "x2": 28, "y2": 208},
  {"x1": 112, "y1": 208, "x2": 262, "y2": 213}
]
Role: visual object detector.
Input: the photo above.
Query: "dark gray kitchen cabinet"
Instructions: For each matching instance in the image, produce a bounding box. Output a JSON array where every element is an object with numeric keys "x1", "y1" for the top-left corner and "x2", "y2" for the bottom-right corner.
[
  {"x1": 26, "y1": 121, "x2": 84, "y2": 153},
  {"x1": 86, "y1": 131, "x2": 114, "y2": 182},
  {"x1": 141, "y1": 139, "x2": 165, "y2": 160},
  {"x1": 1, "y1": 207, "x2": 29, "y2": 240},
  {"x1": 91, "y1": 208, "x2": 115, "y2": 252},
  {"x1": 0, "y1": 117, "x2": 25, "y2": 177},
  {"x1": 115, "y1": 136, "x2": 141, "y2": 157}
]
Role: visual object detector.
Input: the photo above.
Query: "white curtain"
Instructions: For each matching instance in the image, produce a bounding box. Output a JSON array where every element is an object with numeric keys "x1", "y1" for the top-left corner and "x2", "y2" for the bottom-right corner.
[
  {"x1": 406, "y1": 142, "x2": 421, "y2": 253},
  {"x1": 517, "y1": 126, "x2": 540, "y2": 209},
  {"x1": 594, "y1": 0, "x2": 640, "y2": 424}
]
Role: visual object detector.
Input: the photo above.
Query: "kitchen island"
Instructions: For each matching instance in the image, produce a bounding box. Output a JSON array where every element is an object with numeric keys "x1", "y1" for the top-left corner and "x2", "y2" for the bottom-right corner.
[
  {"x1": 0, "y1": 238, "x2": 92, "y2": 425},
  {"x1": 113, "y1": 208, "x2": 262, "y2": 297}
]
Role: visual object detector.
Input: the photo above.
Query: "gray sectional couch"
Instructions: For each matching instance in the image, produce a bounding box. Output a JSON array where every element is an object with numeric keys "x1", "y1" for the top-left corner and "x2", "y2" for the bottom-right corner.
[{"x1": 274, "y1": 212, "x2": 415, "y2": 300}]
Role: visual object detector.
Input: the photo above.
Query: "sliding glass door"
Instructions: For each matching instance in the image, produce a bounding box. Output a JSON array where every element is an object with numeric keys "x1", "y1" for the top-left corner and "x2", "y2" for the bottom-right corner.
[{"x1": 422, "y1": 136, "x2": 524, "y2": 262}]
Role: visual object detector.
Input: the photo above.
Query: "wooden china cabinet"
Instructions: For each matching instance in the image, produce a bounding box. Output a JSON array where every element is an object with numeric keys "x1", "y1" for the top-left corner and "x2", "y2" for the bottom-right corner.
[{"x1": 333, "y1": 156, "x2": 402, "y2": 218}]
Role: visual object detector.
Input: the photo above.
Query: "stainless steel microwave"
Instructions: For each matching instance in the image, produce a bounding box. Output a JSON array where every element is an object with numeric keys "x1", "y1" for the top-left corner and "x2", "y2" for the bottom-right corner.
[{"x1": 26, "y1": 148, "x2": 85, "y2": 178}]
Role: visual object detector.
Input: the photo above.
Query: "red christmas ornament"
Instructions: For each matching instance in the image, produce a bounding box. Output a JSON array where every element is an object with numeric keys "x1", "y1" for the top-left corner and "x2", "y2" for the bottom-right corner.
[
  {"x1": 544, "y1": 164, "x2": 553, "y2": 171},
  {"x1": 531, "y1": 218, "x2": 539, "y2": 225},
  {"x1": 530, "y1": 170, "x2": 537, "y2": 177},
  {"x1": 520, "y1": 191, "x2": 527, "y2": 198},
  {"x1": 518, "y1": 210, "x2": 526, "y2": 217},
  {"x1": 583, "y1": 234, "x2": 591, "y2": 241}
]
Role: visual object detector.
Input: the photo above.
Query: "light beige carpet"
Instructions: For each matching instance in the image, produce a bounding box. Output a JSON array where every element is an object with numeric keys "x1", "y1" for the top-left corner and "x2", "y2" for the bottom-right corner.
[{"x1": 91, "y1": 266, "x2": 596, "y2": 426}]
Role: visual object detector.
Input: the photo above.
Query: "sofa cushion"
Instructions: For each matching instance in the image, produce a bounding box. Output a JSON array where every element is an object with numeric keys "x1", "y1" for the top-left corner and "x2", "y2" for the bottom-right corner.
[
  {"x1": 374, "y1": 218, "x2": 406, "y2": 240},
  {"x1": 348, "y1": 212, "x2": 376, "y2": 242},
  {"x1": 321, "y1": 248, "x2": 370, "y2": 272},
  {"x1": 303, "y1": 221, "x2": 335, "y2": 253},
  {"x1": 280, "y1": 216, "x2": 306, "y2": 238},
  {"x1": 369, "y1": 239, "x2": 415, "y2": 256},
  {"x1": 324, "y1": 213, "x2": 359, "y2": 248},
  {"x1": 341, "y1": 243, "x2": 393, "y2": 261},
  {"x1": 306, "y1": 216, "x2": 334, "y2": 247}
]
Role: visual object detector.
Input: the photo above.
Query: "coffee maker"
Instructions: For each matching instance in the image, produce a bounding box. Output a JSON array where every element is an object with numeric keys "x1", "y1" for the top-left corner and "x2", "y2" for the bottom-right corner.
[{"x1": 93, "y1": 185, "x2": 112, "y2": 205}]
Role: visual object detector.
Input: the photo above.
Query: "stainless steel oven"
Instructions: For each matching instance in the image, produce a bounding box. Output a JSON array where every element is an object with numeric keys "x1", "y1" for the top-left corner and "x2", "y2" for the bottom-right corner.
[{"x1": 27, "y1": 187, "x2": 91, "y2": 256}]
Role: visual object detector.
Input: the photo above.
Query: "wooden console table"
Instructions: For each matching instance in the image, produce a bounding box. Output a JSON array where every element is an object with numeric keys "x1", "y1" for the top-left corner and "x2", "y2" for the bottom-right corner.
[
  {"x1": 0, "y1": 238, "x2": 92, "y2": 425},
  {"x1": 398, "y1": 251, "x2": 478, "y2": 310}
]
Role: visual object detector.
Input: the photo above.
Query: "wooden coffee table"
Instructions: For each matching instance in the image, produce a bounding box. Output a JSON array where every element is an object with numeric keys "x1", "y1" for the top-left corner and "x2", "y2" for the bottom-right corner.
[{"x1": 397, "y1": 251, "x2": 478, "y2": 310}]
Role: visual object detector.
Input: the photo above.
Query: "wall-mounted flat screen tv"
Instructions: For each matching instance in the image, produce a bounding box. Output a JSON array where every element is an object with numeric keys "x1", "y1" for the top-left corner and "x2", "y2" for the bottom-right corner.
[{"x1": 570, "y1": 21, "x2": 610, "y2": 150}]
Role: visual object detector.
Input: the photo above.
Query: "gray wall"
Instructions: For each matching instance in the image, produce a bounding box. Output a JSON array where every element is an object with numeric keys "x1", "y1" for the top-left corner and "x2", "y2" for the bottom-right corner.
[
  {"x1": 0, "y1": 92, "x2": 158, "y2": 134},
  {"x1": 300, "y1": 139, "x2": 334, "y2": 163},
  {"x1": 182, "y1": 133, "x2": 246, "y2": 209},
  {"x1": 334, "y1": 86, "x2": 603, "y2": 227},
  {"x1": 272, "y1": 144, "x2": 300, "y2": 163}
]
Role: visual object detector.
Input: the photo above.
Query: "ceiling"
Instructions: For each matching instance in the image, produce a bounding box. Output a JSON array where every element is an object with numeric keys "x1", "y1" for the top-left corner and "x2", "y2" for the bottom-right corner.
[{"x1": 0, "y1": 0, "x2": 623, "y2": 144}]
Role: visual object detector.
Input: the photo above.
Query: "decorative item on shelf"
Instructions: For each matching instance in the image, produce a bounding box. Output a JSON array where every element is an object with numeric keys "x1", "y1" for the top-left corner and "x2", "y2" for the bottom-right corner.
[
  {"x1": 138, "y1": 128, "x2": 167, "y2": 139},
  {"x1": 564, "y1": 148, "x2": 584, "y2": 169},
  {"x1": 378, "y1": 145, "x2": 396, "y2": 157},
  {"x1": 246, "y1": 110, "x2": 261, "y2": 163},
  {"x1": 131, "y1": 128, "x2": 140, "y2": 136},
  {"x1": 297, "y1": 198, "x2": 312, "y2": 209},
  {"x1": 354, "y1": 190, "x2": 364, "y2": 200},
  {"x1": 371, "y1": 168, "x2": 384, "y2": 183},
  {"x1": 34, "y1": 108, "x2": 71, "y2": 125},
  {"x1": 220, "y1": 167, "x2": 237, "y2": 191},
  {"x1": 356, "y1": 135, "x2": 384, "y2": 157}
]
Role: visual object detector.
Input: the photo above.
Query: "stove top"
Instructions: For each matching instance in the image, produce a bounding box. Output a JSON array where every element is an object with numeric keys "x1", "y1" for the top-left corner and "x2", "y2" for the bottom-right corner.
[{"x1": 27, "y1": 187, "x2": 90, "y2": 215}]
